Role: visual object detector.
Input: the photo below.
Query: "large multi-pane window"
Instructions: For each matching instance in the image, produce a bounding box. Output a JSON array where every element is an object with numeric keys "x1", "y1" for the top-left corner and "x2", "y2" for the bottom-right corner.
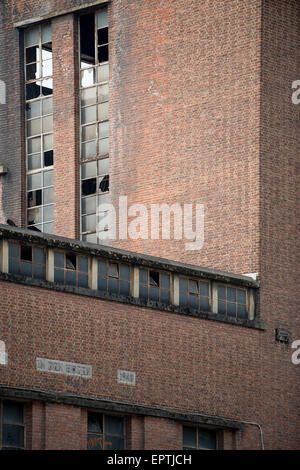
[
  {"x1": 183, "y1": 426, "x2": 216, "y2": 450},
  {"x1": 87, "y1": 412, "x2": 124, "y2": 450},
  {"x1": 79, "y1": 7, "x2": 109, "y2": 243},
  {"x1": 0, "y1": 401, "x2": 25, "y2": 450},
  {"x1": 24, "y1": 23, "x2": 54, "y2": 234}
]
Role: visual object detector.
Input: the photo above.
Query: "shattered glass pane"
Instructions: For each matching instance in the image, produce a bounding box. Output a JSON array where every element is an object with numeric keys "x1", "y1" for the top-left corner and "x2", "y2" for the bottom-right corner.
[{"x1": 98, "y1": 175, "x2": 109, "y2": 193}]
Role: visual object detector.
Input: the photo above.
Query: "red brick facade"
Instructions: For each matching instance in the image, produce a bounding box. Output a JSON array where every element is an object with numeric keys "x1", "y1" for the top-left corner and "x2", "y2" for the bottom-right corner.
[{"x1": 0, "y1": 0, "x2": 299, "y2": 450}]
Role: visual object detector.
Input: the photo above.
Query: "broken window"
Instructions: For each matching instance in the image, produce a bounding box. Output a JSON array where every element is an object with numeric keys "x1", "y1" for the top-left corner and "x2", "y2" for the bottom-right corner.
[
  {"x1": 217, "y1": 285, "x2": 247, "y2": 319},
  {"x1": 183, "y1": 426, "x2": 216, "y2": 450},
  {"x1": 25, "y1": 23, "x2": 54, "y2": 234},
  {"x1": 98, "y1": 260, "x2": 130, "y2": 297},
  {"x1": 81, "y1": 158, "x2": 109, "y2": 241},
  {"x1": 54, "y1": 251, "x2": 89, "y2": 288},
  {"x1": 79, "y1": 7, "x2": 110, "y2": 244},
  {"x1": 87, "y1": 413, "x2": 124, "y2": 450},
  {"x1": 179, "y1": 277, "x2": 210, "y2": 312},
  {"x1": 0, "y1": 401, "x2": 25, "y2": 450},
  {"x1": 80, "y1": 8, "x2": 109, "y2": 159},
  {"x1": 8, "y1": 242, "x2": 45, "y2": 280},
  {"x1": 139, "y1": 269, "x2": 170, "y2": 304}
]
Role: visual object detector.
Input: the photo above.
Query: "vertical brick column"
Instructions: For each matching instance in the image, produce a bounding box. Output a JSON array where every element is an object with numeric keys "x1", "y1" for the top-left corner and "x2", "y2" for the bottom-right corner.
[
  {"x1": 45, "y1": 403, "x2": 82, "y2": 450},
  {"x1": 52, "y1": 14, "x2": 79, "y2": 239},
  {"x1": 128, "y1": 415, "x2": 144, "y2": 449},
  {"x1": 26, "y1": 401, "x2": 45, "y2": 450},
  {"x1": 144, "y1": 416, "x2": 181, "y2": 450}
]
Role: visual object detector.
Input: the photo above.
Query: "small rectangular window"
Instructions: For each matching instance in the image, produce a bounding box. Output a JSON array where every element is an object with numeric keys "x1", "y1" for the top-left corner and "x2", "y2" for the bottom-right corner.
[
  {"x1": 183, "y1": 425, "x2": 216, "y2": 450},
  {"x1": 179, "y1": 277, "x2": 210, "y2": 312},
  {"x1": 54, "y1": 251, "x2": 89, "y2": 288},
  {"x1": 1, "y1": 401, "x2": 25, "y2": 450},
  {"x1": 87, "y1": 412, "x2": 124, "y2": 450},
  {"x1": 217, "y1": 285, "x2": 247, "y2": 319},
  {"x1": 8, "y1": 242, "x2": 45, "y2": 280},
  {"x1": 139, "y1": 269, "x2": 170, "y2": 305},
  {"x1": 98, "y1": 260, "x2": 131, "y2": 297}
]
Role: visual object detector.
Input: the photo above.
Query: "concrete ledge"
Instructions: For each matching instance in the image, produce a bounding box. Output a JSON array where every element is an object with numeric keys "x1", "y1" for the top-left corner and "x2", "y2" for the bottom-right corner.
[{"x1": 0, "y1": 385, "x2": 243, "y2": 430}]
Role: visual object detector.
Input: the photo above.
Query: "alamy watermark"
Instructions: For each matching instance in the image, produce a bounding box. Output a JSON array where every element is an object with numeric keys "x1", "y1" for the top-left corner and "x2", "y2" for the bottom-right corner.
[
  {"x1": 95, "y1": 196, "x2": 204, "y2": 251},
  {"x1": 291, "y1": 340, "x2": 300, "y2": 365},
  {"x1": 291, "y1": 80, "x2": 300, "y2": 105},
  {"x1": 0, "y1": 80, "x2": 6, "y2": 105}
]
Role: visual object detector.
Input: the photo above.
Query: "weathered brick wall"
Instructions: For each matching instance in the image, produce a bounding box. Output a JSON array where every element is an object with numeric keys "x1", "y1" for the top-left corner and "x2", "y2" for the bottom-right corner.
[
  {"x1": 0, "y1": 279, "x2": 270, "y2": 449},
  {"x1": 0, "y1": 0, "x2": 261, "y2": 274},
  {"x1": 143, "y1": 417, "x2": 182, "y2": 450},
  {"x1": 52, "y1": 13, "x2": 79, "y2": 239},
  {"x1": 258, "y1": 0, "x2": 300, "y2": 450},
  {"x1": 0, "y1": 0, "x2": 299, "y2": 451},
  {"x1": 109, "y1": 0, "x2": 261, "y2": 274}
]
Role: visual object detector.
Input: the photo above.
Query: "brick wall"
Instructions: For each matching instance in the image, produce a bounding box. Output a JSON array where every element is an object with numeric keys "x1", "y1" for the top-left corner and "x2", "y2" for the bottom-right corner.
[
  {"x1": 53, "y1": 14, "x2": 79, "y2": 239},
  {"x1": 258, "y1": 0, "x2": 300, "y2": 450},
  {"x1": 0, "y1": 0, "x2": 299, "y2": 451}
]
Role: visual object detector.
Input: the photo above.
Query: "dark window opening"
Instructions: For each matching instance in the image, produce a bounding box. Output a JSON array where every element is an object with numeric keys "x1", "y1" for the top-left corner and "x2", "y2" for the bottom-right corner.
[
  {"x1": 98, "y1": 28, "x2": 108, "y2": 46},
  {"x1": 20, "y1": 245, "x2": 32, "y2": 262},
  {"x1": 44, "y1": 150, "x2": 53, "y2": 167},
  {"x1": 82, "y1": 178, "x2": 97, "y2": 196},
  {"x1": 98, "y1": 45, "x2": 108, "y2": 63},
  {"x1": 99, "y1": 174, "x2": 109, "y2": 193},
  {"x1": 80, "y1": 14, "x2": 95, "y2": 66},
  {"x1": 150, "y1": 271, "x2": 159, "y2": 287},
  {"x1": 28, "y1": 189, "x2": 42, "y2": 208},
  {"x1": 66, "y1": 253, "x2": 76, "y2": 270}
]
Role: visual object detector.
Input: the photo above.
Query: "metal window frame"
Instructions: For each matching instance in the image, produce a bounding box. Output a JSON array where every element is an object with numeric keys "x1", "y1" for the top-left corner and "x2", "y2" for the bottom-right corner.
[
  {"x1": 7, "y1": 240, "x2": 46, "y2": 279},
  {"x1": 179, "y1": 275, "x2": 211, "y2": 312},
  {"x1": 98, "y1": 259, "x2": 132, "y2": 296},
  {"x1": 53, "y1": 249, "x2": 89, "y2": 287},
  {"x1": 216, "y1": 283, "x2": 248, "y2": 319},
  {"x1": 87, "y1": 411, "x2": 125, "y2": 450},
  {"x1": 139, "y1": 268, "x2": 171, "y2": 303},
  {"x1": 0, "y1": 399, "x2": 26, "y2": 450},
  {"x1": 182, "y1": 424, "x2": 217, "y2": 450},
  {"x1": 24, "y1": 22, "x2": 54, "y2": 234},
  {"x1": 79, "y1": 6, "x2": 109, "y2": 242}
]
